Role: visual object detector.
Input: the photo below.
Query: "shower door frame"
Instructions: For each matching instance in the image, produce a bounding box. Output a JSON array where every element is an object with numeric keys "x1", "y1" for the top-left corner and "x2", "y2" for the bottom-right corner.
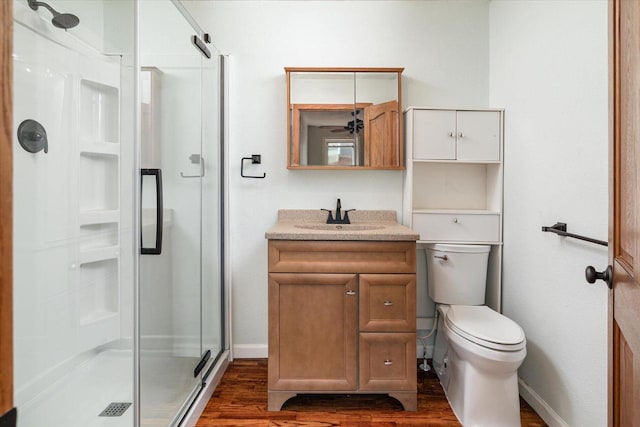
[{"x1": 0, "y1": 0, "x2": 14, "y2": 423}]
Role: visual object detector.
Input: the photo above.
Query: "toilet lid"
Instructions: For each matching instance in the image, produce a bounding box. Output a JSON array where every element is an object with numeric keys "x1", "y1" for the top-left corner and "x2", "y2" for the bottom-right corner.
[{"x1": 445, "y1": 305, "x2": 525, "y2": 351}]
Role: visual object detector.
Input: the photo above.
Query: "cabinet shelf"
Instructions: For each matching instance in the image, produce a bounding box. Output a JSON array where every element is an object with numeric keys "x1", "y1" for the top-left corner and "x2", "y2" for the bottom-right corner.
[
  {"x1": 79, "y1": 246, "x2": 119, "y2": 265},
  {"x1": 417, "y1": 239, "x2": 504, "y2": 245},
  {"x1": 412, "y1": 159, "x2": 500, "y2": 165},
  {"x1": 80, "y1": 141, "x2": 120, "y2": 156},
  {"x1": 79, "y1": 209, "x2": 119, "y2": 225},
  {"x1": 79, "y1": 311, "x2": 118, "y2": 326},
  {"x1": 412, "y1": 208, "x2": 500, "y2": 215}
]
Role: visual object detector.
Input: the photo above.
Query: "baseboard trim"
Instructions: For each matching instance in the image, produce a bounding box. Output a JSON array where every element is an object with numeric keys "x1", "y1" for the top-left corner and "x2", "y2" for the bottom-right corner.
[
  {"x1": 518, "y1": 378, "x2": 569, "y2": 427},
  {"x1": 233, "y1": 344, "x2": 268, "y2": 359},
  {"x1": 180, "y1": 350, "x2": 230, "y2": 427},
  {"x1": 232, "y1": 343, "x2": 432, "y2": 360}
]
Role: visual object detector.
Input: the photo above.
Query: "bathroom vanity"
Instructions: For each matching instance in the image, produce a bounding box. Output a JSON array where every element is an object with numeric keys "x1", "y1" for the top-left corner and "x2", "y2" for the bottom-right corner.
[{"x1": 265, "y1": 210, "x2": 419, "y2": 411}]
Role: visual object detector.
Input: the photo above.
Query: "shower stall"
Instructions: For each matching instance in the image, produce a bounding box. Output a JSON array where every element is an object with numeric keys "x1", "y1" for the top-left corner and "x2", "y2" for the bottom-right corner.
[{"x1": 10, "y1": 0, "x2": 227, "y2": 426}]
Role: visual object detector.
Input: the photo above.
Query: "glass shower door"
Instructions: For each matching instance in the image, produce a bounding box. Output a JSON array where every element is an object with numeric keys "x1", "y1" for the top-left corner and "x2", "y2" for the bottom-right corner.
[{"x1": 139, "y1": 1, "x2": 207, "y2": 425}]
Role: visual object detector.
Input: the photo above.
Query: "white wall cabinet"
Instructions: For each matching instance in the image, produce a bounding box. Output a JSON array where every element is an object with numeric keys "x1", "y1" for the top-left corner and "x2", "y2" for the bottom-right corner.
[
  {"x1": 403, "y1": 107, "x2": 504, "y2": 310},
  {"x1": 413, "y1": 109, "x2": 500, "y2": 161}
]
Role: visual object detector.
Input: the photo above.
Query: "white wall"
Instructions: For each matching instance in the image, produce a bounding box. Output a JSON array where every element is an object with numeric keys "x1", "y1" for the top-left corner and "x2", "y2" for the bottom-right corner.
[
  {"x1": 184, "y1": 1, "x2": 609, "y2": 424},
  {"x1": 184, "y1": 0, "x2": 492, "y2": 356},
  {"x1": 489, "y1": 1, "x2": 608, "y2": 426}
]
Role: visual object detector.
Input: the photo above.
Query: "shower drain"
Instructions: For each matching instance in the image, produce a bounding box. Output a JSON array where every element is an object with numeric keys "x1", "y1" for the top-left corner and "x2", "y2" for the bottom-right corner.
[{"x1": 99, "y1": 402, "x2": 132, "y2": 417}]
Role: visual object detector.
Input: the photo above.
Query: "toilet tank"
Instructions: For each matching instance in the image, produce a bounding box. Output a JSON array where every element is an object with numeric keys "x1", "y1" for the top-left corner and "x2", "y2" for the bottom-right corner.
[{"x1": 426, "y1": 243, "x2": 490, "y2": 305}]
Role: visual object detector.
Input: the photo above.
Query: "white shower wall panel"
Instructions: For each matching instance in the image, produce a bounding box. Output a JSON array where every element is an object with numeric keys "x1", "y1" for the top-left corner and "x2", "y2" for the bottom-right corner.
[{"x1": 13, "y1": 23, "x2": 123, "y2": 406}]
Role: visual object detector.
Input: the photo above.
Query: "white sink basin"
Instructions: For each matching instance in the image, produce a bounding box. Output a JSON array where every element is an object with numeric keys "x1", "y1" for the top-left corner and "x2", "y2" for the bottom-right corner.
[{"x1": 294, "y1": 224, "x2": 386, "y2": 231}]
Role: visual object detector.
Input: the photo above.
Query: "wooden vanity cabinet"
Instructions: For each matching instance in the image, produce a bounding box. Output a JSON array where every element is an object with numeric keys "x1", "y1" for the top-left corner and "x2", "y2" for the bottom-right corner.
[{"x1": 268, "y1": 240, "x2": 417, "y2": 411}]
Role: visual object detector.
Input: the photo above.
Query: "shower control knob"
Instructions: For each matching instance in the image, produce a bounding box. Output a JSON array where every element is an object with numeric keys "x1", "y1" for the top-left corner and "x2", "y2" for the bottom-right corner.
[{"x1": 585, "y1": 265, "x2": 613, "y2": 289}]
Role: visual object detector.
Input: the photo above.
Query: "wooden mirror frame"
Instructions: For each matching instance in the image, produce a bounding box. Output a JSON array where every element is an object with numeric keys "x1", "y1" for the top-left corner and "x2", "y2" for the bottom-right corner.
[{"x1": 285, "y1": 67, "x2": 404, "y2": 170}]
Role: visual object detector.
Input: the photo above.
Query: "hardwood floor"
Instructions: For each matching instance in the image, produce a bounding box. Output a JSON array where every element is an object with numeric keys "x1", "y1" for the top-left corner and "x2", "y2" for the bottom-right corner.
[{"x1": 196, "y1": 359, "x2": 547, "y2": 426}]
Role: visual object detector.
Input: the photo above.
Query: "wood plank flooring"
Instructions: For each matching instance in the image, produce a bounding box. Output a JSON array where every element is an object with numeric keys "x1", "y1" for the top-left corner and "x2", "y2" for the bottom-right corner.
[{"x1": 196, "y1": 359, "x2": 547, "y2": 426}]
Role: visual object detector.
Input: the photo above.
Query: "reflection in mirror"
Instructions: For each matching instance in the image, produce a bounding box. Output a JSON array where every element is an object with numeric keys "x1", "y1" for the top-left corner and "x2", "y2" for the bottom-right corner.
[
  {"x1": 357, "y1": 72, "x2": 400, "y2": 167},
  {"x1": 294, "y1": 104, "x2": 370, "y2": 166},
  {"x1": 286, "y1": 68, "x2": 403, "y2": 170}
]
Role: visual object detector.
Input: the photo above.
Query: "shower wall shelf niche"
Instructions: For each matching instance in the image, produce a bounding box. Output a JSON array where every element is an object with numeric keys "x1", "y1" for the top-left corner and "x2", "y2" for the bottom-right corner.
[
  {"x1": 77, "y1": 76, "x2": 121, "y2": 328},
  {"x1": 80, "y1": 79, "x2": 119, "y2": 144},
  {"x1": 78, "y1": 259, "x2": 119, "y2": 326},
  {"x1": 80, "y1": 223, "x2": 118, "y2": 251}
]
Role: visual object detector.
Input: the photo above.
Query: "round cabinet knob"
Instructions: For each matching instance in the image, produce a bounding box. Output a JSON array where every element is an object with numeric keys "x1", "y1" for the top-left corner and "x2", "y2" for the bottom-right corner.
[
  {"x1": 458, "y1": 132, "x2": 464, "y2": 138},
  {"x1": 585, "y1": 265, "x2": 613, "y2": 289},
  {"x1": 346, "y1": 290, "x2": 356, "y2": 296},
  {"x1": 383, "y1": 300, "x2": 393, "y2": 307},
  {"x1": 452, "y1": 218, "x2": 459, "y2": 224},
  {"x1": 384, "y1": 360, "x2": 393, "y2": 366},
  {"x1": 448, "y1": 131, "x2": 454, "y2": 137}
]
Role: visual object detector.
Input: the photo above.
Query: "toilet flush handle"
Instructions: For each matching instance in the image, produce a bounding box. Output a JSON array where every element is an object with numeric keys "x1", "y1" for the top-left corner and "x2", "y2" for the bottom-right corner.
[{"x1": 434, "y1": 254, "x2": 448, "y2": 261}]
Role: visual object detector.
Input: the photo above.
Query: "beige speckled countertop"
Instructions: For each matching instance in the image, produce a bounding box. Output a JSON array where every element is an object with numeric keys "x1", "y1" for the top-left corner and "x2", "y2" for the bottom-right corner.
[{"x1": 265, "y1": 209, "x2": 419, "y2": 241}]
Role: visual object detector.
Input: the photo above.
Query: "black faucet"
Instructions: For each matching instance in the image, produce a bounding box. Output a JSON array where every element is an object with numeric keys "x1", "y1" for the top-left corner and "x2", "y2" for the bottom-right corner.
[{"x1": 321, "y1": 198, "x2": 355, "y2": 224}]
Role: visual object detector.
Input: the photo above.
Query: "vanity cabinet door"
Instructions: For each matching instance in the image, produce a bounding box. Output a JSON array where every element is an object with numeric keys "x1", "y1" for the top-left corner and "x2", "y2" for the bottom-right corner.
[
  {"x1": 359, "y1": 332, "x2": 416, "y2": 391},
  {"x1": 456, "y1": 111, "x2": 500, "y2": 161},
  {"x1": 413, "y1": 109, "x2": 456, "y2": 160},
  {"x1": 359, "y1": 274, "x2": 416, "y2": 332},
  {"x1": 268, "y1": 273, "x2": 357, "y2": 391}
]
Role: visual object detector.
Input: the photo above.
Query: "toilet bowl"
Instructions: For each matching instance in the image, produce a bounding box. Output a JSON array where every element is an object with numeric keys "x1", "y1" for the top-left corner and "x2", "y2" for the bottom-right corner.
[{"x1": 426, "y1": 244, "x2": 527, "y2": 427}]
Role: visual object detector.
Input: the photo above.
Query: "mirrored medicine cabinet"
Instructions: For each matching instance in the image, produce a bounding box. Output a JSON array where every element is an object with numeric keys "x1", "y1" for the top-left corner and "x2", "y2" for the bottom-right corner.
[{"x1": 286, "y1": 67, "x2": 404, "y2": 170}]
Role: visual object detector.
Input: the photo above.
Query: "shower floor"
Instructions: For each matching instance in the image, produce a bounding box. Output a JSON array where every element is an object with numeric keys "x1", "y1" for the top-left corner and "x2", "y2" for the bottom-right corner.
[{"x1": 18, "y1": 349, "x2": 201, "y2": 427}]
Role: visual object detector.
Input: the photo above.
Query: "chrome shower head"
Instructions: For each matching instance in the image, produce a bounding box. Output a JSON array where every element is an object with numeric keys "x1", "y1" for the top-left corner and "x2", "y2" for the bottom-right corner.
[{"x1": 28, "y1": 0, "x2": 80, "y2": 30}]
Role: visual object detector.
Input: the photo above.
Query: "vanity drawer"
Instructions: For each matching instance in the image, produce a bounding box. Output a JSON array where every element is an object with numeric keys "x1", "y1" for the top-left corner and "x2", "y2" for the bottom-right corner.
[
  {"x1": 359, "y1": 332, "x2": 416, "y2": 391},
  {"x1": 412, "y1": 212, "x2": 500, "y2": 242},
  {"x1": 359, "y1": 274, "x2": 416, "y2": 332},
  {"x1": 268, "y1": 240, "x2": 416, "y2": 273}
]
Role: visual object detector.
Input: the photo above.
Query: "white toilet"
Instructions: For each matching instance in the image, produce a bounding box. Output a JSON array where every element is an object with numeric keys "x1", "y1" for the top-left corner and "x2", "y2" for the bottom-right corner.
[{"x1": 426, "y1": 243, "x2": 527, "y2": 427}]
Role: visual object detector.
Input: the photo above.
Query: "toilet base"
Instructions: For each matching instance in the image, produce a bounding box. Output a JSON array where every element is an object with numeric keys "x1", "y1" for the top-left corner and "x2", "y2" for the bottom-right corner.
[
  {"x1": 445, "y1": 347, "x2": 522, "y2": 427},
  {"x1": 433, "y1": 306, "x2": 526, "y2": 427}
]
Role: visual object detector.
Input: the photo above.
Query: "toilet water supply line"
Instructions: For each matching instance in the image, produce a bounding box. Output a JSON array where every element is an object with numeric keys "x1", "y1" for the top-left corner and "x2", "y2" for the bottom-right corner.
[{"x1": 417, "y1": 306, "x2": 439, "y2": 372}]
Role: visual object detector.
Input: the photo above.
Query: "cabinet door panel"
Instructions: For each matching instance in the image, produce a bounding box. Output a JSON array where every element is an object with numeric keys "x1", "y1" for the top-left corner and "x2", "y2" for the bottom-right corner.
[
  {"x1": 413, "y1": 110, "x2": 456, "y2": 160},
  {"x1": 359, "y1": 332, "x2": 416, "y2": 391},
  {"x1": 360, "y1": 274, "x2": 416, "y2": 332},
  {"x1": 456, "y1": 111, "x2": 500, "y2": 161},
  {"x1": 268, "y1": 273, "x2": 357, "y2": 391}
]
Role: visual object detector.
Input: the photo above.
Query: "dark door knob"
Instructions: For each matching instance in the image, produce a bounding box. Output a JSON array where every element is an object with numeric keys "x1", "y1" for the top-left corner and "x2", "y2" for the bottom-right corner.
[{"x1": 585, "y1": 265, "x2": 613, "y2": 289}]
